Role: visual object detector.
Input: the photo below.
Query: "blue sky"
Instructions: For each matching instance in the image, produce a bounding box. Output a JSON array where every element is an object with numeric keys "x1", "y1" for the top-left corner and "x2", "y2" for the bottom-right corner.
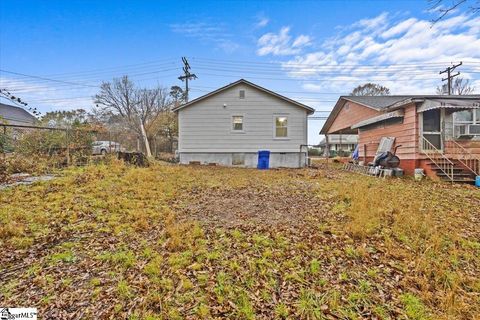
[{"x1": 1, "y1": 0, "x2": 479, "y2": 144}]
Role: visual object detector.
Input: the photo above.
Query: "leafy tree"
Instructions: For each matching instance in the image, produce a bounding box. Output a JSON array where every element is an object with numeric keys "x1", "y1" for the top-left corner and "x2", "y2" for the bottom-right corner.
[
  {"x1": 436, "y1": 78, "x2": 476, "y2": 95},
  {"x1": 350, "y1": 83, "x2": 391, "y2": 96},
  {"x1": 40, "y1": 109, "x2": 89, "y2": 128},
  {"x1": 17, "y1": 109, "x2": 96, "y2": 157},
  {"x1": 169, "y1": 85, "x2": 186, "y2": 107}
]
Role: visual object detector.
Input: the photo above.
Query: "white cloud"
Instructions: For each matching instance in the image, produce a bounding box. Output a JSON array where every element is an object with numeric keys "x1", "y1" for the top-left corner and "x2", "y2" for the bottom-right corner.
[
  {"x1": 356, "y1": 12, "x2": 389, "y2": 30},
  {"x1": 280, "y1": 12, "x2": 480, "y2": 95},
  {"x1": 170, "y1": 21, "x2": 240, "y2": 53},
  {"x1": 255, "y1": 16, "x2": 269, "y2": 28},
  {"x1": 381, "y1": 18, "x2": 417, "y2": 38},
  {"x1": 257, "y1": 27, "x2": 312, "y2": 56}
]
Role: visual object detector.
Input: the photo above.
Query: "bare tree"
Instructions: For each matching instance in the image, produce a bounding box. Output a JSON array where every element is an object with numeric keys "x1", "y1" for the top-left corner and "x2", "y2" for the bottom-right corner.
[
  {"x1": 350, "y1": 83, "x2": 391, "y2": 96},
  {"x1": 137, "y1": 86, "x2": 170, "y2": 134},
  {"x1": 429, "y1": 0, "x2": 479, "y2": 23},
  {"x1": 94, "y1": 76, "x2": 170, "y2": 157},
  {"x1": 436, "y1": 78, "x2": 476, "y2": 95}
]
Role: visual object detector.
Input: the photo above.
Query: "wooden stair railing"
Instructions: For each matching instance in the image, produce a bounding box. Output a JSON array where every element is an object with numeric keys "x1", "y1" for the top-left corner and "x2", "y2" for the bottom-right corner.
[
  {"x1": 421, "y1": 136, "x2": 454, "y2": 182},
  {"x1": 444, "y1": 139, "x2": 480, "y2": 176}
]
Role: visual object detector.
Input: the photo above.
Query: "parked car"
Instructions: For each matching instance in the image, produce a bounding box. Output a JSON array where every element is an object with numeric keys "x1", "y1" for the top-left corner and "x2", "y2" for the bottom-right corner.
[{"x1": 92, "y1": 141, "x2": 124, "y2": 155}]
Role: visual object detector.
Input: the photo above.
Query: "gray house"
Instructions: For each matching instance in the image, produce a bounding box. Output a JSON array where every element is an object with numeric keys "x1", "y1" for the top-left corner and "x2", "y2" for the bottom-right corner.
[
  {"x1": 0, "y1": 103, "x2": 36, "y2": 126},
  {"x1": 173, "y1": 79, "x2": 314, "y2": 168}
]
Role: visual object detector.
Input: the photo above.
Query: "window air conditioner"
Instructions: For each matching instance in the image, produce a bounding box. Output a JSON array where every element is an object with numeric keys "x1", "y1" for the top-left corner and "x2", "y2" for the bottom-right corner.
[
  {"x1": 457, "y1": 124, "x2": 480, "y2": 136},
  {"x1": 468, "y1": 124, "x2": 480, "y2": 135}
]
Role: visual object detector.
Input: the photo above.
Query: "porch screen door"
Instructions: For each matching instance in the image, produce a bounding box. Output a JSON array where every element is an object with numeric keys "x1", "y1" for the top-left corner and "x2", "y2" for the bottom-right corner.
[{"x1": 422, "y1": 109, "x2": 442, "y2": 150}]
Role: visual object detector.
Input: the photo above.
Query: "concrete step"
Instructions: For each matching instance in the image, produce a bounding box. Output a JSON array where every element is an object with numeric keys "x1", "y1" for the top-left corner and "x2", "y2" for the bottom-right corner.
[{"x1": 425, "y1": 157, "x2": 477, "y2": 184}]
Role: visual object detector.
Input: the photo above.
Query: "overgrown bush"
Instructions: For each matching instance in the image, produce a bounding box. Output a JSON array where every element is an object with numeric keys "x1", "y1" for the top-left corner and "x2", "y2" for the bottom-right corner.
[
  {"x1": 0, "y1": 126, "x2": 95, "y2": 182},
  {"x1": 0, "y1": 154, "x2": 63, "y2": 183}
]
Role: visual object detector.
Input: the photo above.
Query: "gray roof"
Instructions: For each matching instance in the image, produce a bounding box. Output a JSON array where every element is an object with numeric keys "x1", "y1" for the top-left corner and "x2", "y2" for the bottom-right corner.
[
  {"x1": 318, "y1": 134, "x2": 358, "y2": 146},
  {"x1": 172, "y1": 79, "x2": 315, "y2": 114},
  {"x1": 320, "y1": 95, "x2": 480, "y2": 134},
  {"x1": 0, "y1": 103, "x2": 36, "y2": 125},
  {"x1": 344, "y1": 95, "x2": 480, "y2": 110}
]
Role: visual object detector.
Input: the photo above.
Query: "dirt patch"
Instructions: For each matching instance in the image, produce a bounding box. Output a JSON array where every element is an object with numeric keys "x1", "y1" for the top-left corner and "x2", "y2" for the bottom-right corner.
[{"x1": 174, "y1": 182, "x2": 329, "y2": 228}]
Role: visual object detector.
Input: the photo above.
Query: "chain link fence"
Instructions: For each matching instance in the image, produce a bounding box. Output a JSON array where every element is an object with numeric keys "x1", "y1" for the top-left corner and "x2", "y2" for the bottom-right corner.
[{"x1": 0, "y1": 123, "x2": 178, "y2": 182}]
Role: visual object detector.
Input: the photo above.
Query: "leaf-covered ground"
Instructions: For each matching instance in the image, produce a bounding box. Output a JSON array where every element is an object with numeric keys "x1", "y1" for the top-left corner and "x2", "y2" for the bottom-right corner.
[{"x1": 0, "y1": 162, "x2": 479, "y2": 319}]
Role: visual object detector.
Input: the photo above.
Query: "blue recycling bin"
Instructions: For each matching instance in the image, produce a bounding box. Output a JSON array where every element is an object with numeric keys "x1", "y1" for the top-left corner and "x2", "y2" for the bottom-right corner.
[
  {"x1": 476, "y1": 176, "x2": 480, "y2": 187},
  {"x1": 257, "y1": 150, "x2": 270, "y2": 169}
]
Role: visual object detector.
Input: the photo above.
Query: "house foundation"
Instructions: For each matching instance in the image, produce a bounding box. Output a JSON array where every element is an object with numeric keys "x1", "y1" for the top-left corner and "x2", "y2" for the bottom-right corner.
[{"x1": 179, "y1": 152, "x2": 306, "y2": 168}]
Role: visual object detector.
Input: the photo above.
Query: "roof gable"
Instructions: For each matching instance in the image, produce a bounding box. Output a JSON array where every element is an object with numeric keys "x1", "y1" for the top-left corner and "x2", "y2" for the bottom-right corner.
[
  {"x1": 0, "y1": 103, "x2": 36, "y2": 124},
  {"x1": 320, "y1": 95, "x2": 480, "y2": 134},
  {"x1": 173, "y1": 79, "x2": 315, "y2": 114}
]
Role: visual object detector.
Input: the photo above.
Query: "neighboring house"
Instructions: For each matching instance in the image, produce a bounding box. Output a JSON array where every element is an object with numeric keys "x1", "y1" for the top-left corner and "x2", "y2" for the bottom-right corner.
[
  {"x1": 173, "y1": 79, "x2": 314, "y2": 168},
  {"x1": 0, "y1": 102, "x2": 36, "y2": 126},
  {"x1": 318, "y1": 134, "x2": 358, "y2": 156},
  {"x1": 320, "y1": 95, "x2": 480, "y2": 182}
]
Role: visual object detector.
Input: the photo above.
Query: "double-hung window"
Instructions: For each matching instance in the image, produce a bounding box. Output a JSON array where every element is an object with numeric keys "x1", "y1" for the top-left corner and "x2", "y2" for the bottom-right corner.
[
  {"x1": 232, "y1": 115, "x2": 244, "y2": 131},
  {"x1": 453, "y1": 109, "x2": 480, "y2": 136},
  {"x1": 275, "y1": 116, "x2": 288, "y2": 138}
]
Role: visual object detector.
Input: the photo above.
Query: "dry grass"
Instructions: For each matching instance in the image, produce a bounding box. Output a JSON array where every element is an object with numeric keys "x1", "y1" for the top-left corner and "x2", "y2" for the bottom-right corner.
[{"x1": 0, "y1": 161, "x2": 479, "y2": 319}]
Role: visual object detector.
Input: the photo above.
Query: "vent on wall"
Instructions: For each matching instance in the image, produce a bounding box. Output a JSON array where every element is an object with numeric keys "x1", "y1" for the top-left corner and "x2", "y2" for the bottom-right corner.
[{"x1": 239, "y1": 90, "x2": 245, "y2": 99}]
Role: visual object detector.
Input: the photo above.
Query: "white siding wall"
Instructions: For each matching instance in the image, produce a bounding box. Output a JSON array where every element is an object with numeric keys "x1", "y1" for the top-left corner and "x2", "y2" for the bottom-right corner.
[{"x1": 178, "y1": 83, "x2": 308, "y2": 153}]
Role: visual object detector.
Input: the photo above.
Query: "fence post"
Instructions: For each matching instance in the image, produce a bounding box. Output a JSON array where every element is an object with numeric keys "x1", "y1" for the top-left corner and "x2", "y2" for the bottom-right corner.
[
  {"x1": 66, "y1": 128, "x2": 71, "y2": 166},
  {"x1": 2, "y1": 125, "x2": 5, "y2": 157},
  {"x1": 2, "y1": 125, "x2": 5, "y2": 159}
]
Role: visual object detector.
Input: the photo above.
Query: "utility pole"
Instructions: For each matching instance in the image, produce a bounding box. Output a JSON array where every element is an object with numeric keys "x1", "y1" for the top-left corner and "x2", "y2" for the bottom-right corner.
[
  {"x1": 439, "y1": 62, "x2": 462, "y2": 95},
  {"x1": 178, "y1": 57, "x2": 197, "y2": 102}
]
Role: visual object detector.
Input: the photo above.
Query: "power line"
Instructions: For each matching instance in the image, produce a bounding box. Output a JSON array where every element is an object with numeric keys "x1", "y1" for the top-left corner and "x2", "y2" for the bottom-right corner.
[
  {"x1": 190, "y1": 85, "x2": 345, "y2": 95},
  {"x1": 40, "y1": 58, "x2": 178, "y2": 78},
  {"x1": 0, "y1": 69, "x2": 98, "y2": 88},
  {"x1": 0, "y1": 88, "x2": 41, "y2": 116},
  {"x1": 191, "y1": 60, "x2": 480, "y2": 73},
  {"x1": 195, "y1": 72, "x2": 448, "y2": 82},
  {"x1": 2, "y1": 71, "x2": 181, "y2": 91},
  {"x1": 190, "y1": 56, "x2": 470, "y2": 67},
  {"x1": 1, "y1": 67, "x2": 181, "y2": 90}
]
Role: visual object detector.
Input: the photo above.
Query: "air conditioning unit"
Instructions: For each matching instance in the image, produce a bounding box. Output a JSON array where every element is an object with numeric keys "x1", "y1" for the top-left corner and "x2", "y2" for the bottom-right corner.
[
  {"x1": 469, "y1": 124, "x2": 480, "y2": 135},
  {"x1": 456, "y1": 124, "x2": 480, "y2": 136}
]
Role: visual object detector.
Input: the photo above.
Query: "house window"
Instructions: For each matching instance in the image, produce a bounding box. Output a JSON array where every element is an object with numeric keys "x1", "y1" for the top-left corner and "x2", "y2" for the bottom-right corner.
[
  {"x1": 232, "y1": 116, "x2": 243, "y2": 131},
  {"x1": 275, "y1": 116, "x2": 288, "y2": 138},
  {"x1": 454, "y1": 110, "x2": 474, "y2": 123},
  {"x1": 453, "y1": 109, "x2": 480, "y2": 136},
  {"x1": 239, "y1": 90, "x2": 245, "y2": 99}
]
